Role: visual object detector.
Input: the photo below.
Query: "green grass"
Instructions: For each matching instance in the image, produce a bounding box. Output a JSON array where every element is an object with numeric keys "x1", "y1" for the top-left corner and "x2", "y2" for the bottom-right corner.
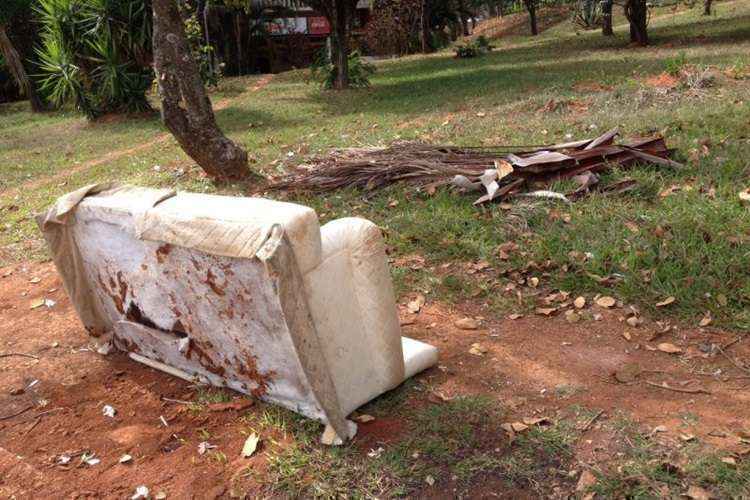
[
  {"x1": 593, "y1": 416, "x2": 750, "y2": 498},
  {"x1": 3, "y1": 0, "x2": 749, "y2": 328}
]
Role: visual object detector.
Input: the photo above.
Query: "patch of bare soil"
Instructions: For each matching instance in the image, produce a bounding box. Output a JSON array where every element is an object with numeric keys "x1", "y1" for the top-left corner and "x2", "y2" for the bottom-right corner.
[
  {"x1": 1, "y1": 261, "x2": 748, "y2": 497},
  {"x1": 472, "y1": 7, "x2": 571, "y2": 41}
]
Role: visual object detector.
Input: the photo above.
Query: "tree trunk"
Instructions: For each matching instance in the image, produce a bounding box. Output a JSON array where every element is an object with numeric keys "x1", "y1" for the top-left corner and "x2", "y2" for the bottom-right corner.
[
  {"x1": 602, "y1": 0, "x2": 614, "y2": 36},
  {"x1": 152, "y1": 0, "x2": 251, "y2": 181},
  {"x1": 703, "y1": 0, "x2": 712, "y2": 15},
  {"x1": 626, "y1": 0, "x2": 648, "y2": 46},
  {"x1": 332, "y1": 0, "x2": 349, "y2": 90},
  {"x1": 524, "y1": 0, "x2": 539, "y2": 36},
  {"x1": 235, "y1": 12, "x2": 243, "y2": 75},
  {"x1": 420, "y1": 0, "x2": 431, "y2": 53},
  {"x1": 0, "y1": 25, "x2": 44, "y2": 112}
]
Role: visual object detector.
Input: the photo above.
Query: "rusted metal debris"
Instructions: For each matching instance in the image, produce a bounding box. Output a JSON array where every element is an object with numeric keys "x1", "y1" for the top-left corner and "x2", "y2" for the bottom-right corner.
[{"x1": 269, "y1": 127, "x2": 682, "y2": 205}]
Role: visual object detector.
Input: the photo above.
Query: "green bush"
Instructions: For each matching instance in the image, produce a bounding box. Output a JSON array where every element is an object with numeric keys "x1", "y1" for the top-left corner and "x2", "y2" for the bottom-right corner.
[
  {"x1": 35, "y1": 0, "x2": 153, "y2": 118},
  {"x1": 664, "y1": 51, "x2": 688, "y2": 76},
  {"x1": 309, "y1": 49, "x2": 376, "y2": 89},
  {"x1": 454, "y1": 38, "x2": 492, "y2": 59}
]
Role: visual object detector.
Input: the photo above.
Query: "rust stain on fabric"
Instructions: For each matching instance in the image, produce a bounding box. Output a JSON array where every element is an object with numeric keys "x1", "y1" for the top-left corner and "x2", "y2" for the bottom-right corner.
[
  {"x1": 186, "y1": 340, "x2": 226, "y2": 377},
  {"x1": 204, "y1": 269, "x2": 226, "y2": 296},
  {"x1": 235, "y1": 354, "x2": 273, "y2": 397},
  {"x1": 156, "y1": 243, "x2": 173, "y2": 263}
]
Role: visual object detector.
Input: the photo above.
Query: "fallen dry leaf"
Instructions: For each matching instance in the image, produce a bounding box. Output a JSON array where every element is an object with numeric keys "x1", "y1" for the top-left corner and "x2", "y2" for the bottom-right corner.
[
  {"x1": 699, "y1": 313, "x2": 712, "y2": 327},
  {"x1": 596, "y1": 296, "x2": 616, "y2": 308},
  {"x1": 685, "y1": 485, "x2": 711, "y2": 500},
  {"x1": 573, "y1": 296, "x2": 586, "y2": 309},
  {"x1": 454, "y1": 317, "x2": 479, "y2": 330},
  {"x1": 657, "y1": 342, "x2": 682, "y2": 354},
  {"x1": 508, "y1": 313, "x2": 523, "y2": 320},
  {"x1": 576, "y1": 470, "x2": 597, "y2": 493},
  {"x1": 721, "y1": 457, "x2": 737, "y2": 467},
  {"x1": 511, "y1": 422, "x2": 529, "y2": 432},
  {"x1": 407, "y1": 294, "x2": 425, "y2": 314},
  {"x1": 468, "y1": 343, "x2": 487, "y2": 356},
  {"x1": 241, "y1": 433, "x2": 260, "y2": 457},
  {"x1": 29, "y1": 298, "x2": 45, "y2": 309},
  {"x1": 496, "y1": 160, "x2": 514, "y2": 180},
  {"x1": 613, "y1": 363, "x2": 642, "y2": 383},
  {"x1": 535, "y1": 307, "x2": 557, "y2": 316},
  {"x1": 622, "y1": 331, "x2": 632, "y2": 341},
  {"x1": 651, "y1": 425, "x2": 668, "y2": 434},
  {"x1": 625, "y1": 317, "x2": 640, "y2": 328},
  {"x1": 354, "y1": 414, "x2": 375, "y2": 423},
  {"x1": 739, "y1": 188, "x2": 750, "y2": 204},
  {"x1": 655, "y1": 296, "x2": 676, "y2": 307}
]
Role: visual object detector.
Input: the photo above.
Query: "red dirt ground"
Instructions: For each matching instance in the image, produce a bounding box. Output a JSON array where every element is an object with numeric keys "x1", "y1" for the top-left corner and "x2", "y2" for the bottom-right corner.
[{"x1": 1, "y1": 261, "x2": 749, "y2": 498}]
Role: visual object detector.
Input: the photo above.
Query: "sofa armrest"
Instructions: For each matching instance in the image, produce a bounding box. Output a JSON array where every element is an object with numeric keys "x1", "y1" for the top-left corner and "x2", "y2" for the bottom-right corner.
[{"x1": 304, "y1": 218, "x2": 406, "y2": 414}]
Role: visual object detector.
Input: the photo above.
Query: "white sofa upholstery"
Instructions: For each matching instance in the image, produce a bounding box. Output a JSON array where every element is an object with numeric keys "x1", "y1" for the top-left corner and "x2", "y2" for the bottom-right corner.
[{"x1": 38, "y1": 184, "x2": 438, "y2": 442}]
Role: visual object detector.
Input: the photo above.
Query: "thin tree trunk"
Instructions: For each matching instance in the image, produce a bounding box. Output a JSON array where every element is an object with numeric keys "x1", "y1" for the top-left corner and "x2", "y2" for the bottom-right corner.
[
  {"x1": 0, "y1": 25, "x2": 44, "y2": 112},
  {"x1": 602, "y1": 0, "x2": 614, "y2": 36},
  {"x1": 152, "y1": 0, "x2": 251, "y2": 181},
  {"x1": 332, "y1": 0, "x2": 349, "y2": 90},
  {"x1": 626, "y1": 0, "x2": 648, "y2": 45},
  {"x1": 420, "y1": 0, "x2": 431, "y2": 53},
  {"x1": 524, "y1": 0, "x2": 539, "y2": 35},
  {"x1": 703, "y1": 0, "x2": 712, "y2": 15},
  {"x1": 235, "y1": 12, "x2": 243, "y2": 75}
]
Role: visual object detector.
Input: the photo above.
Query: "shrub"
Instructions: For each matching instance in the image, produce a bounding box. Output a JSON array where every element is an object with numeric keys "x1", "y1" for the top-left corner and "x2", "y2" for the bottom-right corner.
[
  {"x1": 573, "y1": 0, "x2": 603, "y2": 29},
  {"x1": 454, "y1": 38, "x2": 492, "y2": 59},
  {"x1": 664, "y1": 51, "x2": 688, "y2": 76},
  {"x1": 309, "y1": 49, "x2": 375, "y2": 89},
  {"x1": 35, "y1": 0, "x2": 153, "y2": 118}
]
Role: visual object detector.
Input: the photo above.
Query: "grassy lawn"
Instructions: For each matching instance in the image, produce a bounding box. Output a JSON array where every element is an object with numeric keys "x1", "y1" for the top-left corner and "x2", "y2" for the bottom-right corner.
[
  {"x1": 6, "y1": 1, "x2": 749, "y2": 327},
  {"x1": 1, "y1": 2, "x2": 750, "y2": 496}
]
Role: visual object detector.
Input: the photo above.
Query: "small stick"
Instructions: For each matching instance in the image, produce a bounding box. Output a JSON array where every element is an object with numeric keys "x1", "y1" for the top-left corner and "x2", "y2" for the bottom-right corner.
[
  {"x1": 0, "y1": 352, "x2": 39, "y2": 360},
  {"x1": 0, "y1": 405, "x2": 33, "y2": 421},
  {"x1": 580, "y1": 409, "x2": 605, "y2": 431},
  {"x1": 161, "y1": 397, "x2": 193, "y2": 405},
  {"x1": 717, "y1": 346, "x2": 750, "y2": 376},
  {"x1": 24, "y1": 418, "x2": 41, "y2": 435},
  {"x1": 644, "y1": 381, "x2": 712, "y2": 395},
  {"x1": 721, "y1": 336, "x2": 742, "y2": 351}
]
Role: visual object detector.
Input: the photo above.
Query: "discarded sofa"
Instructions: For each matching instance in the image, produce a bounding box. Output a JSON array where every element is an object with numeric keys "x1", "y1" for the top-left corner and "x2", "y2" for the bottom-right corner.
[{"x1": 37, "y1": 184, "x2": 438, "y2": 443}]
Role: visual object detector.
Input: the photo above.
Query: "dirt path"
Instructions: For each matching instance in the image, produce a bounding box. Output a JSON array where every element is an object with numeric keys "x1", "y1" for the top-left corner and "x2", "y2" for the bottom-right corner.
[
  {"x1": 1, "y1": 75, "x2": 274, "y2": 199},
  {"x1": 1, "y1": 261, "x2": 748, "y2": 497}
]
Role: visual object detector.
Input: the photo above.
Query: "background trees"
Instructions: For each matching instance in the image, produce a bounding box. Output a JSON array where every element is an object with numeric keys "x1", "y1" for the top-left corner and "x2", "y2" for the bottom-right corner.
[{"x1": 0, "y1": 0, "x2": 45, "y2": 111}]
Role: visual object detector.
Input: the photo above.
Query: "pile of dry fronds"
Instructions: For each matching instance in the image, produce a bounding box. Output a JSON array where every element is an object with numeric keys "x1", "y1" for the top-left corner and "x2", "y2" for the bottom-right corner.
[{"x1": 269, "y1": 128, "x2": 682, "y2": 205}]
